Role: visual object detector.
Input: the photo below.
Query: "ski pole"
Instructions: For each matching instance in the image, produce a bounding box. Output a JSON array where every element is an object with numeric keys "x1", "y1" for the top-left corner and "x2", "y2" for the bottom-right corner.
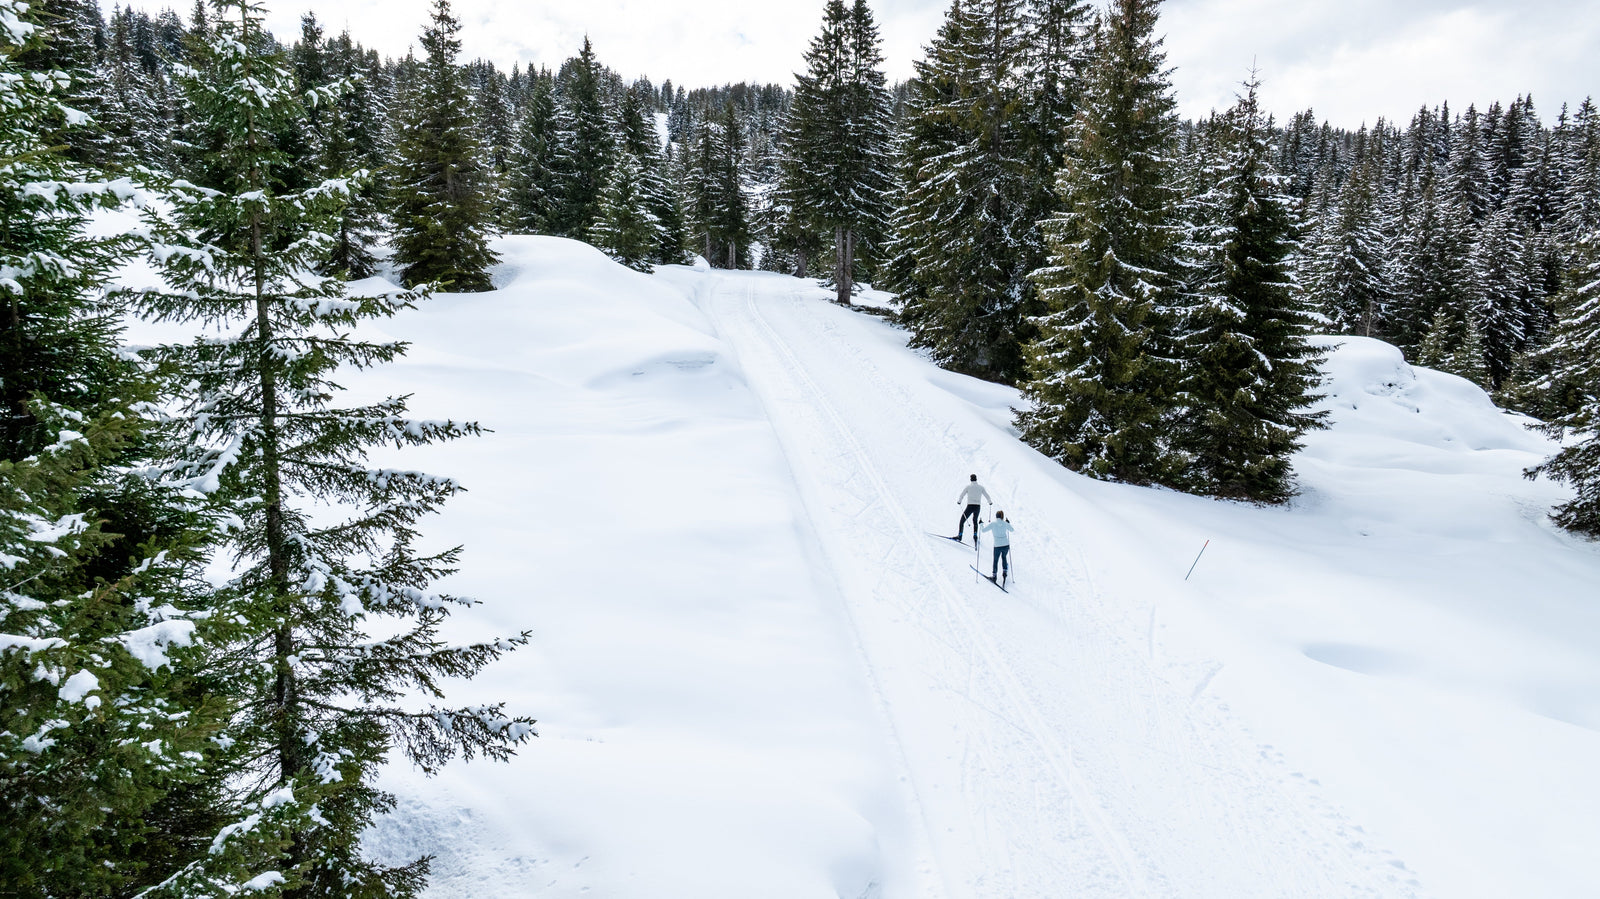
[{"x1": 1184, "y1": 539, "x2": 1211, "y2": 581}]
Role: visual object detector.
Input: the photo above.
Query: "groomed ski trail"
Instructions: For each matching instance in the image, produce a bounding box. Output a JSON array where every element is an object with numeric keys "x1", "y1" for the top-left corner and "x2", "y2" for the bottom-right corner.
[{"x1": 697, "y1": 271, "x2": 1425, "y2": 899}]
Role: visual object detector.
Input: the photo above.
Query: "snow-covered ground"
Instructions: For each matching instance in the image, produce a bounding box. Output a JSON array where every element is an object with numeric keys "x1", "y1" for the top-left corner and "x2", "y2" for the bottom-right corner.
[{"x1": 129, "y1": 235, "x2": 1600, "y2": 897}]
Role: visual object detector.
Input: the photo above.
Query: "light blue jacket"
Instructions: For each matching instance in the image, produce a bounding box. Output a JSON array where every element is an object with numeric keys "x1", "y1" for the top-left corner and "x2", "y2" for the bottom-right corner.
[{"x1": 982, "y1": 519, "x2": 1013, "y2": 547}]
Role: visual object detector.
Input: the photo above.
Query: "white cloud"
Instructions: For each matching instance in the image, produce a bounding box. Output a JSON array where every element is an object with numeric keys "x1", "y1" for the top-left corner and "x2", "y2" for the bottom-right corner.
[
  {"x1": 1163, "y1": 0, "x2": 1600, "y2": 126},
  {"x1": 123, "y1": 0, "x2": 1598, "y2": 126}
]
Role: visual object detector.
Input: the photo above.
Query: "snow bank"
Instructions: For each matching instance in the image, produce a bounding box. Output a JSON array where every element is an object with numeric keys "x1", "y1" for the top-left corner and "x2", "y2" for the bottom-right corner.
[{"x1": 340, "y1": 237, "x2": 908, "y2": 898}]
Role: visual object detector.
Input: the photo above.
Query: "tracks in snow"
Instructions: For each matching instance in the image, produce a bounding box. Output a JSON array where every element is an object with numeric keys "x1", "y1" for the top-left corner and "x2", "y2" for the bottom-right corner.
[{"x1": 700, "y1": 273, "x2": 1422, "y2": 899}]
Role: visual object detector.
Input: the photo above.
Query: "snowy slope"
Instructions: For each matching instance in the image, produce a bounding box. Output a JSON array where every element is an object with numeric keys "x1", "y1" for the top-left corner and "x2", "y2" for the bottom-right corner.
[{"x1": 124, "y1": 235, "x2": 1600, "y2": 897}]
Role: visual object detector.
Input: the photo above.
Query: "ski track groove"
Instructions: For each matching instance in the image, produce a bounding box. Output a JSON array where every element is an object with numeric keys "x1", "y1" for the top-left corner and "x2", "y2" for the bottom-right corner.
[
  {"x1": 726, "y1": 278, "x2": 1151, "y2": 896},
  {"x1": 703, "y1": 273, "x2": 1423, "y2": 899}
]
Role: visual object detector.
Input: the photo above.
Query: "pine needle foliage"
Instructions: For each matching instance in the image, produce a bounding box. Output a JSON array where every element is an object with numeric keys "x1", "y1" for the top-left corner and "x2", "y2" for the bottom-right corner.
[
  {"x1": 1528, "y1": 230, "x2": 1600, "y2": 535},
  {"x1": 133, "y1": 3, "x2": 534, "y2": 894},
  {"x1": 0, "y1": 3, "x2": 242, "y2": 893},
  {"x1": 1172, "y1": 76, "x2": 1326, "y2": 502},
  {"x1": 1018, "y1": 0, "x2": 1182, "y2": 483},
  {"x1": 777, "y1": 0, "x2": 894, "y2": 304},
  {"x1": 889, "y1": 0, "x2": 1052, "y2": 383},
  {"x1": 391, "y1": 0, "x2": 497, "y2": 292}
]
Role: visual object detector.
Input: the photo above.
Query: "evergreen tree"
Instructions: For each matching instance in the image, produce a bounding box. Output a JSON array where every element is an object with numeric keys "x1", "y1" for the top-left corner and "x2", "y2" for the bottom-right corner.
[
  {"x1": 1388, "y1": 161, "x2": 1473, "y2": 355},
  {"x1": 1173, "y1": 75, "x2": 1324, "y2": 501},
  {"x1": 778, "y1": 0, "x2": 894, "y2": 303},
  {"x1": 1468, "y1": 206, "x2": 1534, "y2": 386},
  {"x1": 889, "y1": 0, "x2": 1040, "y2": 382},
  {"x1": 1447, "y1": 104, "x2": 1491, "y2": 224},
  {"x1": 589, "y1": 150, "x2": 661, "y2": 271},
  {"x1": 1016, "y1": 0, "x2": 1091, "y2": 280},
  {"x1": 0, "y1": 3, "x2": 249, "y2": 893},
  {"x1": 1528, "y1": 229, "x2": 1600, "y2": 535},
  {"x1": 1416, "y1": 307, "x2": 1492, "y2": 389},
  {"x1": 1018, "y1": 0, "x2": 1182, "y2": 482},
  {"x1": 685, "y1": 102, "x2": 752, "y2": 268},
  {"x1": 1306, "y1": 136, "x2": 1390, "y2": 337},
  {"x1": 506, "y1": 67, "x2": 558, "y2": 233},
  {"x1": 137, "y1": 3, "x2": 534, "y2": 894},
  {"x1": 391, "y1": 0, "x2": 498, "y2": 291},
  {"x1": 548, "y1": 37, "x2": 615, "y2": 238},
  {"x1": 617, "y1": 80, "x2": 685, "y2": 264},
  {"x1": 319, "y1": 31, "x2": 384, "y2": 278}
]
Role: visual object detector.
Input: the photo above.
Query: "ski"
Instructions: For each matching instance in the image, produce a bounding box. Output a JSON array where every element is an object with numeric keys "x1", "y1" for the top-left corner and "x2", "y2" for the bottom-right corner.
[
  {"x1": 971, "y1": 565, "x2": 1008, "y2": 592},
  {"x1": 927, "y1": 532, "x2": 974, "y2": 548}
]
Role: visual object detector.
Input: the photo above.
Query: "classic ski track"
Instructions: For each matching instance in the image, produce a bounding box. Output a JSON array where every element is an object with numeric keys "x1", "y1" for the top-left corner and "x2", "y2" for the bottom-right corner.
[
  {"x1": 776, "y1": 279, "x2": 1428, "y2": 898},
  {"x1": 720, "y1": 277, "x2": 1154, "y2": 895},
  {"x1": 704, "y1": 272, "x2": 1426, "y2": 898}
]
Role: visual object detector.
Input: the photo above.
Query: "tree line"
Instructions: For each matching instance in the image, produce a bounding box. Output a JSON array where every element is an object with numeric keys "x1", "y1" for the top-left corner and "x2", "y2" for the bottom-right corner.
[{"x1": 3, "y1": 0, "x2": 1600, "y2": 891}]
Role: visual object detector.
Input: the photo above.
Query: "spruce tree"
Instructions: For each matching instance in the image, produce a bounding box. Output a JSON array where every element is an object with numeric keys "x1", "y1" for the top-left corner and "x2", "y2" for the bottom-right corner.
[
  {"x1": 506, "y1": 68, "x2": 558, "y2": 233},
  {"x1": 1416, "y1": 307, "x2": 1492, "y2": 389},
  {"x1": 1018, "y1": 0, "x2": 1181, "y2": 482},
  {"x1": 1528, "y1": 229, "x2": 1600, "y2": 535},
  {"x1": 889, "y1": 0, "x2": 1040, "y2": 382},
  {"x1": 685, "y1": 102, "x2": 751, "y2": 268},
  {"x1": 318, "y1": 31, "x2": 384, "y2": 278},
  {"x1": 0, "y1": 3, "x2": 253, "y2": 893},
  {"x1": 1173, "y1": 75, "x2": 1324, "y2": 501},
  {"x1": 548, "y1": 37, "x2": 615, "y2": 238},
  {"x1": 137, "y1": 3, "x2": 534, "y2": 894},
  {"x1": 589, "y1": 151, "x2": 662, "y2": 271},
  {"x1": 1468, "y1": 207, "x2": 1533, "y2": 386},
  {"x1": 617, "y1": 80, "x2": 685, "y2": 264},
  {"x1": 1306, "y1": 135, "x2": 1391, "y2": 337},
  {"x1": 778, "y1": 0, "x2": 894, "y2": 304},
  {"x1": 391, "y1": 0, "x2": 498, "y2": 291}
]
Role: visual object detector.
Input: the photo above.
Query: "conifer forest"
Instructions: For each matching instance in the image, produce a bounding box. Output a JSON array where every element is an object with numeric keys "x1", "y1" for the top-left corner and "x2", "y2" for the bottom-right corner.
[{"x1": 2, "y1": 0, "x2": 1599, "y2": 895}]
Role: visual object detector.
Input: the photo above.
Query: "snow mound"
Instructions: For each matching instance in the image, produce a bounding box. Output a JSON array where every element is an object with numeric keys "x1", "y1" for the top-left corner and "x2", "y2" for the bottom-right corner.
[
  {"x1": 1309, "y1": 335, "x2": 1548, "y2": 458},
  {"x1": 347, "y1": 237, "x2": 903, "y2": 898}
]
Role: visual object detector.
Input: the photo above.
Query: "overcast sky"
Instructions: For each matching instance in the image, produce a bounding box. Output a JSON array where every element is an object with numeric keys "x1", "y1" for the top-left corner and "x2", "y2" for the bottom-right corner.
[{"x1": 129, "y1": 0, "x2": 1599, "y2": 127}]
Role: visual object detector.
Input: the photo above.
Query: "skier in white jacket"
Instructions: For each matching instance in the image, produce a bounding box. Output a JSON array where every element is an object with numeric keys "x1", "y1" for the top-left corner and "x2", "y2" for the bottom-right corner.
[
  {"x1": 956, "y1": 474, "x2": 992, "y2": 541},
  {"x1": 981, "y1": 511, "x2": 1013, "y2": 582}
]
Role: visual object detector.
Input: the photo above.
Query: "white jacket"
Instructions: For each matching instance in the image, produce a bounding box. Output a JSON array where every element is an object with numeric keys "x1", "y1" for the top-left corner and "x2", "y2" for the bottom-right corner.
[
  {"x1": 959, "y1": 483, "x2": 992, "y2": 506},
  {"x1": 982, "y1": 519, "x2": 1014, "y2": 547}
]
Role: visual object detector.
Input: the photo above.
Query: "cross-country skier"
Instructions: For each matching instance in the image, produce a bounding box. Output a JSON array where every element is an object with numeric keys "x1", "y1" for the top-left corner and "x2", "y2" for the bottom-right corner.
[
  {"x1": 981, "y1": 512, "x2": 1013, "y2": 581},
  {"x1": 957, "y1": 474, "x2": 991, "y2": 541}
]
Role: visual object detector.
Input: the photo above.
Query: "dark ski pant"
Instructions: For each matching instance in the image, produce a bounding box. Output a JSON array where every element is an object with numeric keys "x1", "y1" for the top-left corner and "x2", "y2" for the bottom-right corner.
[
  {"x1": 959, "y1": 503, "x2": 982, "y2": 537},
  {"x1": 992, "y1": 544, "x2": 1010, "y2": 578}
]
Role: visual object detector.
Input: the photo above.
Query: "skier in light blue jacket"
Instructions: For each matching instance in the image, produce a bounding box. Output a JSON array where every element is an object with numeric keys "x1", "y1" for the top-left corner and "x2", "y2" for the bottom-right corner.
[{"x1": 981, "y1": 511, "x2": 1013, "y2": 582}]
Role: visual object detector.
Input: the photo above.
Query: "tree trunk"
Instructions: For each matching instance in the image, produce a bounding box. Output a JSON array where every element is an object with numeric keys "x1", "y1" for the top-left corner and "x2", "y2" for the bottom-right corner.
[
  {"x1": 727, "y1": 241, "x2": 736, "y2": 270},
  {"x1": 796, "y1": 247, "x2": 808, "y2": 280},
  {"x1": 835, "y1": 227, "x2": 854, "y2": 306}
]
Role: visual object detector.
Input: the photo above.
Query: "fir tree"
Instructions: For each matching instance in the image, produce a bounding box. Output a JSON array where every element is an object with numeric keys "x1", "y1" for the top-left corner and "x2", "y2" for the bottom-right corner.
[
  {"x1": 506, "y1": 68, "x2": 558, "y2": 233},
  {"x1": 1172, "y1": 75, "x2": 1325, "y2": 502},
  {"x1": 548, "y1": 37, "x2": 615, "y2": 238},
  {"x1": 778, "y1": 0, "x2": 894, "y2": 304},
  {"x1": 1018, "y1": 0, "x2": 1182, "y2": 482},
  {"x1": 1527, "y1": 229, "x2": 1600, "y2": 535},
  {"x1": 685, "y1": 102, "x2": 751, "y2": 268},
  {"x1": 391, "y1": 0, "x2": 498, "y2": 291},
  {"x1": 0, "y1": 3, "x2": 243, "y2": 893},
  {"x1": 589, "y1": 151, "x2": 662, "y2": 271},
  {"x1": 137, "y1": 3, "x2": 534, "y2": 894},
  {"x1": 1416, "y1": 307, "x2": 1492, "y2": 389},
  {"x1": 1468, "y1": 207, "x2": 1533, "y2": 386},
  {"x1": 889, "y1": 0, "x2": 1041, "y2": 382},
  {"x1": 617, "y1": 80, "x2": 685, "y2": 264},
  {"x1": 1306, "y1": 136, "x2": 1390, "y2": 337},
  {"x1": 318, "y1": 31, "x2": 384, "y2": 278}
]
